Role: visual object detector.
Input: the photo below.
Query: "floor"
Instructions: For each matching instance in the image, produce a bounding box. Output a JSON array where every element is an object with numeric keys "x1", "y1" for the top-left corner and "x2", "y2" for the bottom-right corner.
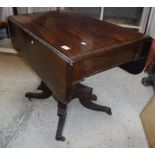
[{"x1": 0, "y1": 39, "x2": 154, "y2": 148}]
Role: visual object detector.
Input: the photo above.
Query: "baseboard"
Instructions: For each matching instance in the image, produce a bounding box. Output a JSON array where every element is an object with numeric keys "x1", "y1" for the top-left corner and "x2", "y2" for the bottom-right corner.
[{"x1": 0, "y1": 47, "x2": 18, "y2": 54}]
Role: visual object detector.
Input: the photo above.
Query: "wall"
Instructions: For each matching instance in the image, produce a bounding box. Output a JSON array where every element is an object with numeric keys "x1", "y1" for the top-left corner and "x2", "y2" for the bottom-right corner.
[
  {"x1": 146, "y1": 8, "x2": 155, "y2": 39},
  {"x1": 0, "y1": 8, "x2": 13, "y2": 38},
  {"x1": 17, "y1": 7, "x2": 57, "y2": 14},
  {"x1": 0, "y1": 7, "x2": 13, "y2": 21}
]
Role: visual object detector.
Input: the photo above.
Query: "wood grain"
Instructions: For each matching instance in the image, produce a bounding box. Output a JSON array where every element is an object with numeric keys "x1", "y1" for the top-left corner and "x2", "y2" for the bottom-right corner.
[{"x1": 8, "y1": 11, "x2": 152, "y2": 103}]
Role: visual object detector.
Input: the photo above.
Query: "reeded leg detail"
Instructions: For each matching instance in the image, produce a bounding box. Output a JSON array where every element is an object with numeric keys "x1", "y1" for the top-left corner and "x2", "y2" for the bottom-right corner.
[
  {"x1": 55, "y1": 102, "x2": 67, "y2": 141},
  {"x1": 25, "y1": 81, "x2": 52, "y2": 100}
]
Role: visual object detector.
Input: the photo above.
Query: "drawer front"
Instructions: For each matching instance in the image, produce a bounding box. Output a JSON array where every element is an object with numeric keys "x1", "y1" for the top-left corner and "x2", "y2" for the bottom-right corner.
[
  {"x1": 81, "y1": 44, "x2": 137, "y2": 77},
  {"x1": 9, "y1": 20, "x2": 72, "y2": 103}
]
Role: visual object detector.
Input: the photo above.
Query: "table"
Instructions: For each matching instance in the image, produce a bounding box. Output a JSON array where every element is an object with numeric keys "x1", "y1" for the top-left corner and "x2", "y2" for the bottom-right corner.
[{"x1": 8, "y1": 11, "x2": 152, "y2": 141}]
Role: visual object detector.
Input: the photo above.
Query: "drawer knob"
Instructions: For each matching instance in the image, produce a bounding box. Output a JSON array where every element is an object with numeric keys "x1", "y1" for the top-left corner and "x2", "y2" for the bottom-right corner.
[{"x1": 30, "y1": 40, "x2": 34, "y2": 44}]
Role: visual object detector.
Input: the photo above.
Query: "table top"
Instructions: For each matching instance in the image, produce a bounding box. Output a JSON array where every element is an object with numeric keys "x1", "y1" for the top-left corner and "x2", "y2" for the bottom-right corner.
[{"x1": 10, "y1": 11, "x2": 150, "y2": 64}]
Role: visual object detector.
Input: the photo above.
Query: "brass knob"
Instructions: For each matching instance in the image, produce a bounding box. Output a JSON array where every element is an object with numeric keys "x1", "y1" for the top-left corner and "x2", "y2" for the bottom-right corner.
[{"x1": 30, "y1": 40, "x2": 34, "y2": 44}]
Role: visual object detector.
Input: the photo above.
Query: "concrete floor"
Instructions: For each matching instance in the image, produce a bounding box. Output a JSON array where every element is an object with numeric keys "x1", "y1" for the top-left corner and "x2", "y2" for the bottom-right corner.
[{"x1": 0, "y1": 39, "x2": 154, "y2": 147}]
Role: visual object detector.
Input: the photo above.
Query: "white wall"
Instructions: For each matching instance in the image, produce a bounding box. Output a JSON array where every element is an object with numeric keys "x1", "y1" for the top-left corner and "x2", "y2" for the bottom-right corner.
[
  {"x1": 27, "y1": 7, "x2": 57, "y2": 13},
  {"x1": 0, "y1": 8, "x2": 13, "y2": 37},
  {"x1": 17, "y1": 7, "x2": 57, "y2": 14},
  {"x1": 1, "y1": 7, "x2": 13, "y2": 21},
  {"x1": 146, "y1": 7, "x2": 155, "y2": 39}
]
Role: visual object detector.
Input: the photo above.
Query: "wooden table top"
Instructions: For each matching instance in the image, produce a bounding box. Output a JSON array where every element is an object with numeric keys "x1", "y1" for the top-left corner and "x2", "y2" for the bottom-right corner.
[
  {"x1": 8, "y1": 10, "x2": 152, "y2": 112},
  {"x1": 10, "y1": 11, "x2": 150, "y2": 64}
]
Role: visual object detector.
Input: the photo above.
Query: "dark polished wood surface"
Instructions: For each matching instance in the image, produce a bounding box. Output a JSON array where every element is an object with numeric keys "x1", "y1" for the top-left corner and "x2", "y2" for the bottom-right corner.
[
  {"x1": 8, "y1": 11, "x2": 152, "y2": 102},
  {"x1": 8, "y1": 11, "x2": 152, "y2": 141},
  {"x1": 9, "y1": 11, "x2": 151, "y2": 63}
]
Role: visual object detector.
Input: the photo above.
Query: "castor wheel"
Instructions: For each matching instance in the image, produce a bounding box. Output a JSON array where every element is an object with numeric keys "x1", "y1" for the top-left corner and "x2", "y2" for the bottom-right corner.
[
  {"x1": 90, "y1": 94, "x2": 97, "y2": 101},
  {"x1": 55, "y1": 135, "x2": 66, "y2": 141},
  {"x1": 141, "y1": 77, "x2": 153, "y2": 87},
  {"x1": 105, "y1": 107, "x2": 112, "y2": 115}
]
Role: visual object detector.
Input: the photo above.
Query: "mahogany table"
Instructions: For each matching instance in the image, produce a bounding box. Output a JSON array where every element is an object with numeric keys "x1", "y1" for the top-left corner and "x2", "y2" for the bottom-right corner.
[{"x1": 8, "y1": 11, "x2": 152, "y2": 141}]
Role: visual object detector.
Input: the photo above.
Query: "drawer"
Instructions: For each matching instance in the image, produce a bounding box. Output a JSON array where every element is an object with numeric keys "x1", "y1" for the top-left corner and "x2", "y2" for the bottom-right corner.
[{"x1": 81, "y1": 44, "x2": 137, "y2": 77}]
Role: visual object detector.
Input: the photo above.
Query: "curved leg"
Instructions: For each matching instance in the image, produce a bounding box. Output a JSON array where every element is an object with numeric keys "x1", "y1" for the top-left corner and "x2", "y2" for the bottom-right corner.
[
  {"x1": 79, "y1": 96, "x2": 112, "y2": 115},
  {"x1": 25, "y1": 81, "x2": 52, "y2": 100},
  {"x1": 71, "y1": 83, "x2": 112, "y2": 115},
  {"x1": 37, "y1": 81, "x2": 45, "y2": 90},
  {"x1": 55, "y1": 102, "x2": 67, "y2": 141}
]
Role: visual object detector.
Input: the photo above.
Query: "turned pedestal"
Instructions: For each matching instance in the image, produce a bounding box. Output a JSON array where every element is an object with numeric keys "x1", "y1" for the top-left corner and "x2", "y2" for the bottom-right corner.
[{"x1": 25, "y1": 81, "x2": 112, "y2": 141}]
